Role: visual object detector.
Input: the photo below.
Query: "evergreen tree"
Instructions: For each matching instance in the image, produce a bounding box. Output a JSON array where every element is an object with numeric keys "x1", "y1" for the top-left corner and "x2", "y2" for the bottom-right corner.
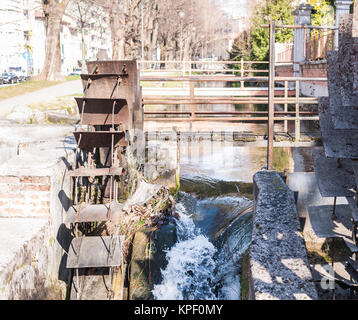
[
  {"x1": 229, "y1": 0, "x2": 336, "y2": 63},
  {"x1": 230, "y1": 0, "x2": 294, "y2": 63}
]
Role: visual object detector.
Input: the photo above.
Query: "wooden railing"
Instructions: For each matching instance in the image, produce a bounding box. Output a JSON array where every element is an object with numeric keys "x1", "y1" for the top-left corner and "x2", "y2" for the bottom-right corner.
[
  {"x1": 137, "y1": 60, "x2": 292, "y2": 76},
  {"x1": 141, "y1": 74, "x2": 325, "y2": 140}
]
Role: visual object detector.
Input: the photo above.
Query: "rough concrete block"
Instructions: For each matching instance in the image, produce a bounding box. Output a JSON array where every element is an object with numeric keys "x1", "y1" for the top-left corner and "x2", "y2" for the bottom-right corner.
[{"x1": 249, "y1": 170, "x2": 318, "y2": 300}]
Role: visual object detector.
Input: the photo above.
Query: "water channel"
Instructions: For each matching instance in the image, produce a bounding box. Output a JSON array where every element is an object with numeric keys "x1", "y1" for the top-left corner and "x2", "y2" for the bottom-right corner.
[{"x1": 151, "y1": 137, "x2": 314, "y2": 300}]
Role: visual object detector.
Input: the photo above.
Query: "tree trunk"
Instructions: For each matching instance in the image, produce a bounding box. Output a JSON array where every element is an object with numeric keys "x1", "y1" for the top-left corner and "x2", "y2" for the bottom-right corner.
[
  {"x1": 183, "y1": 35, "x2": 191, "y2": 61},
  {"x1": 150, "y1": 20, "x2": 159, "y2": 60},
  {"x1": 81, "y1": 27, "x2": 87, "y2": 73},
  {"x1": 38, "y1": 16, "x2": 63, "y2": 80},
  {"x1": 35, "y1": 0, "x2": 70, "y2": 81},
  {"x1": 110, "y1": 2, "x2": 126, "y2": 60}
]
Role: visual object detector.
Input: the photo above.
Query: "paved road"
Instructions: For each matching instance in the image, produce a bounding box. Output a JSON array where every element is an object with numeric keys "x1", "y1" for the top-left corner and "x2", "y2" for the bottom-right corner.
[{"x1": 0, "y1": 79, "x2": 82, "y2": 116}]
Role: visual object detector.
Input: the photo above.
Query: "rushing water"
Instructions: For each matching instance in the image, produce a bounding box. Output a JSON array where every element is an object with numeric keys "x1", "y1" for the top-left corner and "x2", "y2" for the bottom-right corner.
[
  {"x1": 152, "y1": 202, "x2": 217, "y2": 300},
  {"x1": 152, "y1": 185, "x2": 253, "y2": 300},
  {"x1": 152, "y1": 139, "x2": 311, "y2": 300}
]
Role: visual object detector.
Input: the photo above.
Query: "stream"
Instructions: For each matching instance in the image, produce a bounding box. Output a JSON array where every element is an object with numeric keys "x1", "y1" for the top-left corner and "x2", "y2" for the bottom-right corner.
[
  {"x1": 150, "y1": 136, "x2": 313, "y2": 300},
  {"x1": 152, "y1": 187, "x2": 253, "y2": 300},
  {"x1": 151, "y1": 142, "x2": 267, "y2": 300}
]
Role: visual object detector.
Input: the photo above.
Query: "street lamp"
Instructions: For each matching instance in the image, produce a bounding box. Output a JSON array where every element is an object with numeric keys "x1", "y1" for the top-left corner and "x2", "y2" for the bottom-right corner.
[
  {"x1": 179, "y1": 11, "x2": 185, "y2": 61},
  {"x1": 141, "y1": 0, "x2": 144, "y2": 60},
  {"x1": 201, "y1": 35, "x2": 204, "y2": 59}
]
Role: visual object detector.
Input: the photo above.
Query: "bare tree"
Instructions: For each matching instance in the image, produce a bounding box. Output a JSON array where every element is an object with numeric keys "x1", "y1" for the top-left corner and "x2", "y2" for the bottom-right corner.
[
  {"x1": 155, "y1": 0, "x2": 230, "y2": 61},
  {"x1": 36, "y1": 0, "x2": 71, "y2": 80},
  {"x1": 66, "y1": 0, "x2": 96, "y2": 72}
]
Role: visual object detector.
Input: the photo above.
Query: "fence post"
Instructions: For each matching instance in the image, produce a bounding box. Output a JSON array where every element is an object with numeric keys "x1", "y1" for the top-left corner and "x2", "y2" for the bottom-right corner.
[
  {"x1": 335, "y1": 1, "x2": 352, "y2": 50},
  {"x1": 292, "y1": 3, "x2": 314, "y2": 76},
  {"x1": 295, "y1": 80, "x2": 300, "y2": 141},
  {"x1": 267, "y1": 21, "x2": 275, "y2": 170}
]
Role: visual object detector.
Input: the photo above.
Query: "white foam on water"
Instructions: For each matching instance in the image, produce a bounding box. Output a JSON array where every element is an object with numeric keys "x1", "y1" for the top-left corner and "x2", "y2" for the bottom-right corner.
[
  {"x1": 152, "y1": 196, "x2": 252, "y2": 300},
  {"x1": 152, "y1": 203, "x2": 217, "y2": 300}
]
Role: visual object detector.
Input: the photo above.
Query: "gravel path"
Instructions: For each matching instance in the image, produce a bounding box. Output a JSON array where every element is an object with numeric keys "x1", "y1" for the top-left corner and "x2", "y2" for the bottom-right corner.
[{"x1": 0, "y1": 80, "x2": 82, "y2": 116}]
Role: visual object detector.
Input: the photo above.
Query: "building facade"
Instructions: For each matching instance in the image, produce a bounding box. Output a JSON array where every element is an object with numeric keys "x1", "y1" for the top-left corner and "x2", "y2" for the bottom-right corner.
[{"x1": 0, "y1": 0, "x2": 112, "y2": 77}]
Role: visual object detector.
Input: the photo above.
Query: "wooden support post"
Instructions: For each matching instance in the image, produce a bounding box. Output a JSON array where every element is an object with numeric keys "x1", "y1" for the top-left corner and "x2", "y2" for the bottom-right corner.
[
  {"x1": 295, "y1": 79, "x2": 300, "y2": 141},
  {"x1": 190, "y1": 81, "x2": 195, "y2": 120},
  {"x1": 267, "y1": 21, "x2": 275, "y2": 170},
  {"x1": 284, "y1": 80, "x2": 288, "y2": 133}
]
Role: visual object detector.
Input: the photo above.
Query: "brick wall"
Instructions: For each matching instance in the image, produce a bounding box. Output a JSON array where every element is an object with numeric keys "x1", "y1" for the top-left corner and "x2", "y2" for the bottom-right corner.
[
  {"x1": 301, "y1": 62, "x2": 327, "y2": 87},
  {"x1": 0, "y1": 176, "x2": 51, "y2": 218},
  {"x1": 275, "y1": 65, "x2": 294, "y2": 77}
]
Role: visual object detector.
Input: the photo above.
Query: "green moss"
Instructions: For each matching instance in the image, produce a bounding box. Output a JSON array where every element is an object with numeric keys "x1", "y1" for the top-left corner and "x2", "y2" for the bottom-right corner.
[{"x1": 273, "y1": 148, "x2": 291, "y2": 172}]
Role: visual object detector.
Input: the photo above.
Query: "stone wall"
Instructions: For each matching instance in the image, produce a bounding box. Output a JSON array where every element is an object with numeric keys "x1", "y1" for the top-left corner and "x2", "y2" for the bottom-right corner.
[
  {"x1": 247, "y1": 170, "x2": 318, "y2": 300},
  {"x1": 0, "y1": 125, "x2": 74, "y2": 299}
]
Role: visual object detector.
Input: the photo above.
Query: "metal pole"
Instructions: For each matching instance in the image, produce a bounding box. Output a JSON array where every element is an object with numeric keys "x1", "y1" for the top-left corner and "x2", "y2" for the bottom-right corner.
[
  {"x1": 267, "y1": 21, "x2": 275, "y2": 170},
  {"x1": 141, "y1": 0, "x2": 144, "y2": 60},
  {"x1": 201, "y1": 38, "x2": 204, "y2": 58},
  {"x1": 180, "y1": 19, "x2": 183, "y2": 61}
]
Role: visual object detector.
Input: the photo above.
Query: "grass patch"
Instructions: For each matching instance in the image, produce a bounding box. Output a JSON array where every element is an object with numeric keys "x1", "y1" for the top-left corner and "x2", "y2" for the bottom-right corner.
[
  {"x1": 273, "y1": 147, "x2": 291, "y2": 172},
  {"x1": 0, "y1": 76, "x2": 82, "y2": 101},
  {"x1": 0, "y1": 80, "x2": 62, "y2": 101},
  {"x1": 65, "y1": 75, "x2": 81, "y2": 81}
]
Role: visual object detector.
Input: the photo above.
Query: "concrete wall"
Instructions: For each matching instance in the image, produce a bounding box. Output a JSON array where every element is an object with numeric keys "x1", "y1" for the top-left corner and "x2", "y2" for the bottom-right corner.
[
  {"x1": 248, "y1": 170, "x2": 318, "y2": 300},
  {"x1": 300, "y1": 62, "x2": 328, "y2": 97}
]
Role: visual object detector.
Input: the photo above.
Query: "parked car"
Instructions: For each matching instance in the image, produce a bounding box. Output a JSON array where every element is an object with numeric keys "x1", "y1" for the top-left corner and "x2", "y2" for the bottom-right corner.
[
  {"x1": 68, "y1": 67, "x2": 82, "y2": 76},
  {"x1": 1, "y1": 72, "x2": 19, "y2": 84}
]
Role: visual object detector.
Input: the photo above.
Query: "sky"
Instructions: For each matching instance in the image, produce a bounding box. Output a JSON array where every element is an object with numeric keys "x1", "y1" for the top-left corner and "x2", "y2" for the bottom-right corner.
[{"x1": 215, "y1": 0, "x2": 249, "y2": 18}]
